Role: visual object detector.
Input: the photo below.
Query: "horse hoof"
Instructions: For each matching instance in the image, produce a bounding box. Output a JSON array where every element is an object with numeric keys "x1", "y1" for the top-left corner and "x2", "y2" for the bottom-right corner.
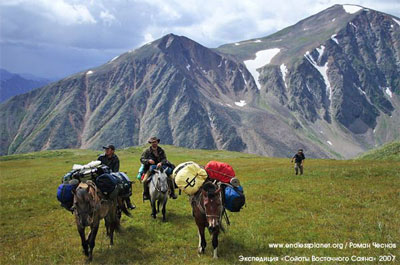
[{"x1": 151, "y1": 214, "x2": 156, "y2": 219}]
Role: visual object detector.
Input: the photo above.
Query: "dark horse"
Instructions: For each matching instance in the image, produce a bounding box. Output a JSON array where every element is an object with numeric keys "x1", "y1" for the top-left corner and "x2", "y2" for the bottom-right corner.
[
  {"x1": 191, "y1": 181, "x2": 224, "y2": 258},
  {"x1": 72, "y1": 181, "x2": 119, "y2": 262}
]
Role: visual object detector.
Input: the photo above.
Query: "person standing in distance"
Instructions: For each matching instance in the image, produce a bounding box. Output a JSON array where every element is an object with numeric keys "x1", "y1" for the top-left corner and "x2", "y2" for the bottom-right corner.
[{"x1": 291, "y1": 149, "x2": 305, "y2": 175}]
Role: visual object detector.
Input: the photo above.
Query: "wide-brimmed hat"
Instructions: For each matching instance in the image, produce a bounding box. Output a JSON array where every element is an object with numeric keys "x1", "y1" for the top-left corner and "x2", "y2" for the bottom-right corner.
[
  {"x1": 148, "y1": 137, "x2": 160, "y2": 144},
  {"x1": 102, "y1": 144, "x2": 115, "y2": 150}
]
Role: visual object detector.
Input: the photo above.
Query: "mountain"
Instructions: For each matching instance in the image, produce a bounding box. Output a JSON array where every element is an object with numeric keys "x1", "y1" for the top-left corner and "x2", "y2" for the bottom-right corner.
[
  {"x1": 218, "y1": 4, "x2": 400, "y2": 157},
  {"x1": 0, "y1": 69, "x2": 52, "y2": 103},
  {"x1": 1, "y1": 4, "x2": 399, "y2": 158}
]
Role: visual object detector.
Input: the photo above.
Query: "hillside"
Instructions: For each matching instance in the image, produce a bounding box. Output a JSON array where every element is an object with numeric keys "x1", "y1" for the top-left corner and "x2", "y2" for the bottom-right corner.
[
  {"x1": 0, "y1": 4, "x2": 399, "y2": 159},
  {"x1": 358, "y1": 141, "x2": 400, "y2": 161},
  {"x1": 0, "y1": 147, "x2": 399, "y2": 264}
]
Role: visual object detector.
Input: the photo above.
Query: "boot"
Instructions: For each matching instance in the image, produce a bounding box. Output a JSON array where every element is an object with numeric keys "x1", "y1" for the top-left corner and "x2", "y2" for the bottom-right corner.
[
  {"x1": 125, "y1": 197, "x2": 136, "y2": 210},
  {"x1": 143, "y1": 181, "x2": 150, "y2": 201},
  {"x1": 168, "y1": 178, "x2": 177, "y2": 199}
]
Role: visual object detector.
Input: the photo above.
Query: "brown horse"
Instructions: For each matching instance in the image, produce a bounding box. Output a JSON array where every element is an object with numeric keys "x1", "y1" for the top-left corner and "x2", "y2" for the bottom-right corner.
[
  {"x1": 191, "y1": 181, "x2": 224, "y2": 259},
  {"x1": 72, "y1": 181, "x2": 119, "y2": 262}
]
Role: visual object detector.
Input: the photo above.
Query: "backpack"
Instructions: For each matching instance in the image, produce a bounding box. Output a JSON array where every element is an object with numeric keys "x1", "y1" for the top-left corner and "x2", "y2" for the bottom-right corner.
[
  {"x1": 57, "y1": 183, "x2": 77, "y2": 210},
  {"x1": 205, "y1": 161, "x2": 235, "y2": 183},
  {"x1": 111, "y1": 172, "x2": 132, "y2": 198},
  {"x1": 95, "y1": 173, "x2": 118, "y2": 195},
  {"x1": 224, "y1": 185, "x2": 245, "y2": 212},
  {"x1": 172, "y1": 161, "x2": 208, "y2": 195}
]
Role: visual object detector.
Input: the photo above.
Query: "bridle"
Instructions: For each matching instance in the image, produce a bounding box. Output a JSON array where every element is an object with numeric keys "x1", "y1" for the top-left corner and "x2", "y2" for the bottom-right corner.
[
  {"x1": 152, "y1": 171, "x2": 168, "y2": 194},
  {"x1": 197, "y1": 184, "x2": 223, "y2": 220}
]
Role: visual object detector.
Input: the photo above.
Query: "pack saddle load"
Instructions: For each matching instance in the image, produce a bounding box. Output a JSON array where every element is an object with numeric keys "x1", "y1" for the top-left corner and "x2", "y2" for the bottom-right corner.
[
  {"x1": 172, "y1": 161, "x2": 208, "y2": 195},
  {"x1": 57, "y1": 161, "x2": 132, "y2": 211},
  {"x1": 205, "y1": 161, "x2": 245, "y2": 212}
]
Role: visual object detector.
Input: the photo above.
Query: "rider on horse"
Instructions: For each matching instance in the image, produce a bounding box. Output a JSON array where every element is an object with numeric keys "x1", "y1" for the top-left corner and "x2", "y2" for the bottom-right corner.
[{"x1": 141, "y1": 136, "x2": 177, "y2": 200}]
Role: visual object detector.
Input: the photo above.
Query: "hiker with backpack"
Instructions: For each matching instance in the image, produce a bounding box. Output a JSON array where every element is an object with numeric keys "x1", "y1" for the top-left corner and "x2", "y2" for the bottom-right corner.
[
  {"x1": 140, "y1": 137, "x2": 177, "y2": 200},
  {"x1": 291, "y1": 149, "x2": 305, "y2": 175}
]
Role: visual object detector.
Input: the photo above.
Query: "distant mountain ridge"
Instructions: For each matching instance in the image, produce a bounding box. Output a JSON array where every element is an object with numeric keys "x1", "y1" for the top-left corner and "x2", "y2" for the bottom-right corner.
[
  {"x1": 0, "y1": 69, "x2": 51, "y2": 102},
  {"x1": 0, "y1": 4, "x2": 399, "y2": 158}
]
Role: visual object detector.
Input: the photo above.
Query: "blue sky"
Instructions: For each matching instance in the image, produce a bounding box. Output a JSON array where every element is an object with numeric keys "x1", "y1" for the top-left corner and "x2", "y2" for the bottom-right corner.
[{"x1": 1, "y1": 0, "x2": 399, "y2": 79}]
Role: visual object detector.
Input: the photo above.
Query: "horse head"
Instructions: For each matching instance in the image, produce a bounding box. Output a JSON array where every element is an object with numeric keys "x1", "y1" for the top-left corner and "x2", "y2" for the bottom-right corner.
[
  {"x1": 154, "y1": 169, "x2": 168, "y2": 193},
  {"x1": 201, "y1": 182, "x2": 222, "y2": 230},
  {"x1": 72, "y1": 182, "x2": 97, "y2": 227}
]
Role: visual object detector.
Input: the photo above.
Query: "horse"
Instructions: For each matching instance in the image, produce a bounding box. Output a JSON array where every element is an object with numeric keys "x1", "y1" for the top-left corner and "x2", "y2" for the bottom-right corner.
[
  {"x1": 191, "y1": 181, "x2": 224, "y2": 259},
  {"x1": 72, "y1": 181, "x2": 119, "y2": 262},
  {"x1": 149, "y1": 168, "x2": 169, "y2": 221}
]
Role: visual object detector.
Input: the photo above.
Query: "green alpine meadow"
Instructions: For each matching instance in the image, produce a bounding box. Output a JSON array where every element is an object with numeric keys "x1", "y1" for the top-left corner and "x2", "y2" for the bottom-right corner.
[{"x1": 1, "y1": 145, "x2": 399, "y2": 264}]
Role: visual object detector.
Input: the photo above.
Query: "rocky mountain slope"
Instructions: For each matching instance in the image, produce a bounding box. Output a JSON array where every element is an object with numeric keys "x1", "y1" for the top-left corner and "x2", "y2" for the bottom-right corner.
[{"x1": 1, "y1": 4, "x2": 399, "y2": 158}]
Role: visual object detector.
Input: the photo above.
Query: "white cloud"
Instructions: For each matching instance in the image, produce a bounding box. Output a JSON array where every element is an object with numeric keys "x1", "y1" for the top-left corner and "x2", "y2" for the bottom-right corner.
[
  {"x1": 100, "y1": 10, "x2": 116, "y2": 25},
  {"x1": 40, "y1": 0, "x2": 96, "y2": 25},
  {"x1": 2, "y1": 0, "x2": 97, "y2": 25},
  {"x1": 143, "y1": 33, "x2": 155, "y2": 44}
]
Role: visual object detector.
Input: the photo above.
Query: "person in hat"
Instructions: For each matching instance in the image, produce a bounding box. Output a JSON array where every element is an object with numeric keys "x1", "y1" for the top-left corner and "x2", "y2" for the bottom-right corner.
[
  {"x1": 98, "y1": 145, "x2": 120, "y2": 172},
  {"x1": 98, "y1": 145, "x2": 136, "y2": 210},
  {"x1": 291, "y1": 149, "x2": 305, "y2": 175},
  {"x1": 140, "y1": 137, "x2": 177, "y2": 200}
]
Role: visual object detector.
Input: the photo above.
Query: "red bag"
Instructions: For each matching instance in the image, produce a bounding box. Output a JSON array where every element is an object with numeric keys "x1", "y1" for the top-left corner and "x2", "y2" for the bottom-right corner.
[{"x1": 205, "y1": 161, "x2": 235, "y2": 183}]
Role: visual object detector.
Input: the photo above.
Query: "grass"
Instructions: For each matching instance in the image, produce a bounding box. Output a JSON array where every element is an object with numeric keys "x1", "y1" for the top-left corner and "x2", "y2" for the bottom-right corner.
[
  {"x1": 0, "y1": 146, "x2": 399, "y2": 264},
  {"x1": 358, "y1": 141, "x2": 400, "y2": 161}
]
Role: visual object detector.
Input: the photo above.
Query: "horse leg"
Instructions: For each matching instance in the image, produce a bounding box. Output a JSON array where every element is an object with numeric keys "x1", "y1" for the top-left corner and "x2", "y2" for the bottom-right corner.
[
  {"x1": 87, "y1": 223, "x2": 100, "y2": 262},
  {"x1": 157, "y1": 200, "x2": 160, "y2": 213},
  {"x1": 150, "y1": 199, "x2": 156, "y2": 219},
  {"x1": 197, "y1": 225, "x2": 206, "y2": 255},
  {"x1": 77, "y1": 225, "x2": 89, "y2": 257},
  {"x1": 162, "y1": 198, "x2": 167, "y2": 222},
  {"x1": 212, "y1": 229, "x2": 219, "y2": 259}
]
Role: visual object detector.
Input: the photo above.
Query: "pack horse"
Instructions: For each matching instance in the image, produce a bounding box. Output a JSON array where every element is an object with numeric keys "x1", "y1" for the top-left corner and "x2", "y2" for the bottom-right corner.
[
  {"x1": 72, "y1": 181, "x2": 119, "y2": 261},
  {"x1": 191, "y1": 182, "x2": 224, "y2": 259}
]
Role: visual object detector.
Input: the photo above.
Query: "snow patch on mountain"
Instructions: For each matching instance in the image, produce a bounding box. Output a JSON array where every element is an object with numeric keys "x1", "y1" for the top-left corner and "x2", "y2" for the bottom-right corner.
[
  {"x1": 86, "y1": 71, "x2": 93, "y2": 75},
  {"x1": 357, "y1": 87, "x2": 366, "y2": 95},
  {"x1": 350, "y1": 22, "x2": 357, "y2": 29},
  {"x1": 280, "y1": 64, "x2": 288, "y2": 88},
  {"x1": 186, "y1": 64, "x2": 191, "y2": 71},
  {"x1": 110, "y1": 56, "x2": 119, "y2": 62},
  {"x1": 244, "y1": 48, "x2": 281, "y2": 90},
  {"x1": 305, "y1": 51, "x2": 332, "y2": 100},
  {"x1": 254, "y1": 40, "x2": 262, "y2": 43},
  {"x1": 327, "y1": 140, "x2": 333, "y2": 146},
  {"x1": 235, "y1": 43, "x2": 240, "y2": 46},
  {"x1": 342, "y1": 5, "x2": 363, "y2": 14},
  {"x1": 385, "y1": 87, "x2": 393, "y2": 98},
  {"x1": 393, "y1": 18, "x2": 400, "y2": 26},
  {"x1": 235, "y1": 100, "x2": 247, "y2": 107},
  {"x1": 316, "y1": 45, "x2": 325, "y2": 61},
  {"x1": 331, "y1": 34, "x2": 339, "y2": 44}
]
